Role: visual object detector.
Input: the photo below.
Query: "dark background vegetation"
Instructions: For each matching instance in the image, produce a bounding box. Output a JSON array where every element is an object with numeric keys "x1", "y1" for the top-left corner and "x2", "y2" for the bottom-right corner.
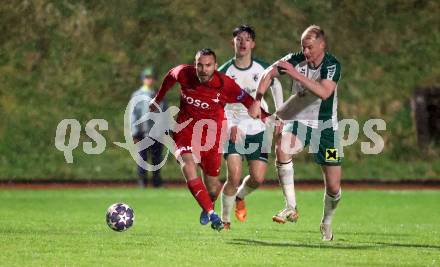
[{"x1": 1, "y1": 0, "x2": 439, "y2": 180}]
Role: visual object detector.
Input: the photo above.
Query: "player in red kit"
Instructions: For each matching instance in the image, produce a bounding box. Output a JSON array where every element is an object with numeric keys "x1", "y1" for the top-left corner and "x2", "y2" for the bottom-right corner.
[{"x1": 149, "y1": 48, "x2": 268, "y2": 231}]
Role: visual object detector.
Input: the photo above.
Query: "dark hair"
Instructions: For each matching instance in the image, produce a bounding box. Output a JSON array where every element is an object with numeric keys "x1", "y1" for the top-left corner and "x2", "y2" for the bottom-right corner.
[
  {"x1": 195, "y1": 48, "x2": 217, "y2": 62},
  {"x1": 233, "y1": 25, "x2": 256, "y2": 40}
]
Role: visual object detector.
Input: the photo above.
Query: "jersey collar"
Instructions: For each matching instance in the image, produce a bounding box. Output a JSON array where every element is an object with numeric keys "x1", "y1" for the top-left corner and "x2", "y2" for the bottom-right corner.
[{"x1": 232, "y1": 58, "x2": 253, "y2": 71}]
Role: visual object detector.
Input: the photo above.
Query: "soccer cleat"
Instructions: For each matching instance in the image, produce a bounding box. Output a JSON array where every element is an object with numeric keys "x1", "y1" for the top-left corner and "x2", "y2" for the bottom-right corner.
[
  {"x1": 320, "y1": 223, "x2": 334, "y2": 241},
  {"x1": 199, "y1": 210, "x2": 210, "y2": 225},
  {"x1": 209, "y1": 212, "x2": 224, "y2": 231},
  {"x1": 235, "y1": 198, "x2": 247, "y2": 222},
  {"x1": 223, "y1": 222, "x2": 231, "y2": 230},
  {"x1": 272, "y1": 207, "x2": 299, "y2": 224}
]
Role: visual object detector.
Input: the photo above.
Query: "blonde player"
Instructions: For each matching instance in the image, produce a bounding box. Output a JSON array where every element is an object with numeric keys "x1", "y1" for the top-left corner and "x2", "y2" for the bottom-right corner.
[{"x1": 249, "y1": 25, "x2": 342, "y2": 241}]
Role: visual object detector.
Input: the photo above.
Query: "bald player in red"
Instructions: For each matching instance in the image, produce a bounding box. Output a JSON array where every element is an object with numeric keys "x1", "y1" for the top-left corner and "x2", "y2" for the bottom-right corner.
[{"x1": 150, "y1": 48, "x2": 268, "y2": 231}]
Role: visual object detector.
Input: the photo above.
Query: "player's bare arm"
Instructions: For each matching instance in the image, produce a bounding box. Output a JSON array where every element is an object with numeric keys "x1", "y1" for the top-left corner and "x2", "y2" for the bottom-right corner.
[
  {"x1": 270, "y1": 78, "x2": 284, "y2": 110},
  {"x1": 277, "y1": 59, "x2": 336, "y2": 100},
  {"x1": 249, "y1": 65, "x2": 279, "y2": 119}
]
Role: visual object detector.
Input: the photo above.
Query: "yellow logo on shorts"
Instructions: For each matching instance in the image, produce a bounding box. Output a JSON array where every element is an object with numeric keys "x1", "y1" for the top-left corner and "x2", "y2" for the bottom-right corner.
[{"x1": 325, "y1": 148, "x2": 338, "y2": 161}]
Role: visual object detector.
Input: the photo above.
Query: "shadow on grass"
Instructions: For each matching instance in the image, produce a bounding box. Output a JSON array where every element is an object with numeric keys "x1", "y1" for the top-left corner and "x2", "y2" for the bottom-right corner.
[
  {"x1": 291, "y1": 230, "x2": 411, "y2": 237},
  {"x1": 228, "y1": 238, "x2": 440, "y2": 250},
  {"x1": 372, "y1": 242, "x2": 440, "y2": 250},
  {"x1": 228, "y1": 238, "x2": 377, "y2": 250}
]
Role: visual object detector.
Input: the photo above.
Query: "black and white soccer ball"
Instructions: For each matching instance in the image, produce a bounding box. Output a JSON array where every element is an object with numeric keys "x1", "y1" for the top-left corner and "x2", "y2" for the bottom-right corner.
[{"x1": 106, "y1": 203, "x2": 135, "y2": 232}]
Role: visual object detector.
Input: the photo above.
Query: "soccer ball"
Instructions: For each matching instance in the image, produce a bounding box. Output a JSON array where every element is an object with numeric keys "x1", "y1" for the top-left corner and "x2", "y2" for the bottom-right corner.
[{"x1": 106, "y1": 203, "x2": 135, "y2": 232}]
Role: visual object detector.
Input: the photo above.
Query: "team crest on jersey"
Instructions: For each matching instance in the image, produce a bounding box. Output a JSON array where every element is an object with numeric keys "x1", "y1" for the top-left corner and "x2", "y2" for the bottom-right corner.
[
  {"x1": 253, "y1": 73, "x2": 259, "y2": 82},
  {"x1": 299, "y1": 67, "x2": 307, "y2": 76},
  {"x1": 212, "y1": 93, "x2": 220, "y2": 103}
]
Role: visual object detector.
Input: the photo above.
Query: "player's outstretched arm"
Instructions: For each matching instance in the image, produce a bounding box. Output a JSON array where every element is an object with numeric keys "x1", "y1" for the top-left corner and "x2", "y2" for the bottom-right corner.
[
  {"x1": 239, "y1": 93, "x2": 271, "y2": 121},
  {"x1": 225, "y1": 76, "x2": 271, "y2": 121},
  {"x1": 149, "y1": 67, "x2": 179, "y2": 112},
  {"x1": 249, "y1": 64, "x2": 279, "y2": 118}
]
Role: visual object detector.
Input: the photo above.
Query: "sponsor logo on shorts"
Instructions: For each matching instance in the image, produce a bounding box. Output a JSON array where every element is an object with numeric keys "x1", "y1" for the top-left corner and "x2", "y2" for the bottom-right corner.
[
  {"x1": 177, "y1": 146, "x2": 193, "y2": 153},
  {"x1": 325, "y1": 148, "x2": 338, "y2": 162}
]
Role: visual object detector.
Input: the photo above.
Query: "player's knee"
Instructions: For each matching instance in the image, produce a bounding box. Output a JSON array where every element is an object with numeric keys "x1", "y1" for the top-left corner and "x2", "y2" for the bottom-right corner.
[
  {"x1": 275, "y1": 147, "x2": 292, "y2": 163},
  {"x1": 180, "y1": 161, "x2": 194, "y2": 172},
  {"x1": 180, "y1": 160, "x2": 197, "y2": 177},
  {"x1": 226, "y1": 175, "x2": 241, "y2": 188},
  {"x1": 326, "y1": 186, "x2": 341, "y2": 197},
  {"x1": 227, "y1": 168, "x2": 241, "y2": 182},
  {"x1": 250, "y1": 175, "x2": 264, "y2": 186}
]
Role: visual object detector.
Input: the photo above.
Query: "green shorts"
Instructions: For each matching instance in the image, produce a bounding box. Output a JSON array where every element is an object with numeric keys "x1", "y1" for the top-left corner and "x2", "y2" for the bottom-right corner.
[
  {"x1": 282, "y1": 121, "x2": 342, "y2": 166},
  {"x1": 223, "y1": 131, "x2": 269, "y2": 162}
]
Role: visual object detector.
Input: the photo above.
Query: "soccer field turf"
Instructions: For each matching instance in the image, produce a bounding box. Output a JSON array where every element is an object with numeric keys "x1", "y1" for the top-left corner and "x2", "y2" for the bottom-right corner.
[{"x1": 1, "y1": 188, "x2": 439, "y2": 266}]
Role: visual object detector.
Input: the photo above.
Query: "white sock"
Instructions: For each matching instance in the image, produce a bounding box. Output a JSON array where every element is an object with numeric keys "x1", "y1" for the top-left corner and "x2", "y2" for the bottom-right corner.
[
  {"x1": 321, "y1": 189, "x2": 341, "y2": 225},
  {"x1": 276, "y1": 161, "x2": 296, "y2": 210},
  {"x1": 236, "y1": 175, "x2": 257, "y2": 200},
  {"x1": 221, "y1": 192, "x2": 236, "y2": 223}
]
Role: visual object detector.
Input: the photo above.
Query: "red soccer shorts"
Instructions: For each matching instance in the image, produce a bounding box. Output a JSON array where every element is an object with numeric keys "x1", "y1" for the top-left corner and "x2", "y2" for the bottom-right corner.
[{"x1": 173, "y1": 123, "x2": 224, "y2": 177}]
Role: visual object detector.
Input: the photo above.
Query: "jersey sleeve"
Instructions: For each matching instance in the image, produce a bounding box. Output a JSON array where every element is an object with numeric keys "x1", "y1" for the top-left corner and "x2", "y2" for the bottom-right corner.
[
  {"x1": 224, "y1": 77, "x2": 249, "y2": 104},
  {"x1": 320, "y1": 58, "x2": 341, "y2": 83},
  {"x1": 277, "y1": 52, "x2": 305, "y2": 74},
  {"x1": 154, "y1": 65, "x2": 185, "y2": 103},
  {"x1": 224, "y1": 76, "x2": 271, "y2": 119}
]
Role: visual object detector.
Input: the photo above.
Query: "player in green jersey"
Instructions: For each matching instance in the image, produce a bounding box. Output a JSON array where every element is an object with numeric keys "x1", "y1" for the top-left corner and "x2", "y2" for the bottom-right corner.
[
  {"x1": 218, "y1": 25, "x2": 283, "y2": 230},
  {"x1": 249, "y1": 25, "x2": 342, "y2": 241}
]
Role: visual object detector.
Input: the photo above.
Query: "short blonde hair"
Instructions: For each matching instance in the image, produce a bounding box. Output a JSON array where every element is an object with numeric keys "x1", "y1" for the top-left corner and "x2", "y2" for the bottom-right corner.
[{"x1": 301, "y1": 25, "x2": 326, "y2": 43}]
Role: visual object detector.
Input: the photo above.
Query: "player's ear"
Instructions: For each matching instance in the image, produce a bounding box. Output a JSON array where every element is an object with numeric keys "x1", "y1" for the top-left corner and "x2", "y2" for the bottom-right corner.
[
  {"x1": 214, "y1": 62, "x2": 218, "y2": 70},
  {"x1": 320, "y1": 39, "x2": 326, "y2": 50},
  {"x1": 250, "y1": 40, "x2": 255, "y2": 49},
  {"x1": 231, "y1": 38, "x2": 235, "y2": 47}
]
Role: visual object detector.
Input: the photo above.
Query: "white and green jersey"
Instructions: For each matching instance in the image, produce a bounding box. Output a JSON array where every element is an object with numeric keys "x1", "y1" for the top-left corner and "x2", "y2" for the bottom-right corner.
[
  {"x1": 219, "y1": 58, "x2": 283, "y2": 135},
  {"x1": 276, "y1": 52, "x2": 341, "y2": 129}
]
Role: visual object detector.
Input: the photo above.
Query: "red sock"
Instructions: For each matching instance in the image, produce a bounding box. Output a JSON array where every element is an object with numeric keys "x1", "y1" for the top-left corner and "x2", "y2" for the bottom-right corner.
[{"x1": 187, "y1": 177, "x2": 214, "y2": 213}]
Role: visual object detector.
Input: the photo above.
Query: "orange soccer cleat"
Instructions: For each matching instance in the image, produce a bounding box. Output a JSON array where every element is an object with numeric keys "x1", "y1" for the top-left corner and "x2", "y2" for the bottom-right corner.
[{"x1": 235, "y1": 198, "x2": 247, "y2": 222}]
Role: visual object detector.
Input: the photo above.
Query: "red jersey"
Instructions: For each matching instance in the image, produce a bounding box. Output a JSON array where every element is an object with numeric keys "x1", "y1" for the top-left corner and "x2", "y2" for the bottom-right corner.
[
  {"x1": 154, "y1": 64, "x2": 267, "y2": 176},
  {"x1": 154, "y1": 64, "x2": 256, "y2": 126}
]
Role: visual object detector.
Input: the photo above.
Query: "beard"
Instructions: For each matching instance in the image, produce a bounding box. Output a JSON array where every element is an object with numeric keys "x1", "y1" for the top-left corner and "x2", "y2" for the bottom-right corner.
[{"x1": 197, "y1": 73, "x2": 212, "y2": 83}]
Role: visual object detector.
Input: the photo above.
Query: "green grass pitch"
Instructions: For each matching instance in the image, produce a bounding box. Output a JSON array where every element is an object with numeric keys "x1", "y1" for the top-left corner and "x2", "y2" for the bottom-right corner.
[{"x1": 1, "y1": 188, "x2": 439, "y2": 266}]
